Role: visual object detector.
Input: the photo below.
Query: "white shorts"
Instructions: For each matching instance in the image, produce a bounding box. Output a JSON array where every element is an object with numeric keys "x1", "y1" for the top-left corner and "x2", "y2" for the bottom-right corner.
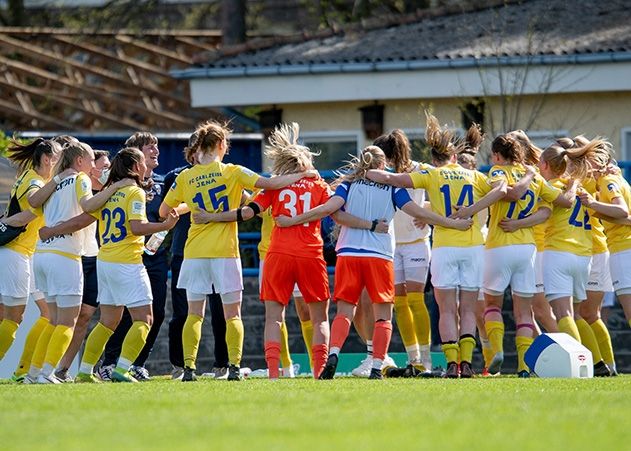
[
  {"x1": 542, "y1": 250, "x2": 591, "y2": 302},
  {"x1": 431, "y1": 246, "x2": 482, "y2": 291},
  {"x1": 587, "y1": 252, "x2": 613, "y2": 292},
  {"x1": 534, "y1": 252, "x2": 544, "y2": 294},
  {"x1": 610, "y1": 249, "x2": 631, "y2": 293},
  {"x1": 33, "y1": 252, "x2": 83, "y2": 298},
  {"x1": 483, "y1": 244, "x2": 536, "y2": 296},
  {"x1": 97, "y1": 260, "x2": 152, "y2": 308},
  {"x1": 0, "y1": 247, "x2": 30, "y2": 302},
  {"x1": 259, "y1": 260, "x2": 301, "y2": 298},
  {"x1": 394, "y1": 240, "x2": 430, "y2": 285},
  {"x1": 178, "y1": 258, "x2": 243, "y2": 297},
  {"x1": 28, "y1": 257, "x2": 44, "y2": 302}
]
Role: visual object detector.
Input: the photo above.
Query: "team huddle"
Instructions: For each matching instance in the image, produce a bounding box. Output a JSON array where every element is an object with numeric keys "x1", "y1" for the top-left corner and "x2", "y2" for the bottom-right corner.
[{"x1": 0, "y1": 113, "x2": 629, "y2": 383}]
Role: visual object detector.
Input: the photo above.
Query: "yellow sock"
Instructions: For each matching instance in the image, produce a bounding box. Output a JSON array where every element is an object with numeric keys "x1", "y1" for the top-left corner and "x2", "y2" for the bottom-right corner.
[
  {"x1": 558, "y1": 316, "x2": 581, "y2": 342},
  {"x1": 408, "y1": 292, "x2": 431, "y2": 346},
  {"x1": 226, "y1": 317, "x2": 244, "y2": 366},
  {"x1": 182, "y1": 314, "x2": 203, "y2": 370},
  {"x1": 43, "y1": 325, "x2": 73, "y2": 369},
  {"x1": 394, "y1": 295, "x2": 417, "y2": 347},
  {"x1": 80, "y1": 323, "x2": 113, "y2": 373},
  {"x1": 590, "y1": 319, "x2": 615, "y2": 366},
  {"x1": 482, "y1": 346, "x2": 494, "y2": 368},
  {"x1": 0, "y1": 319, "x2": 20, "y2": 359},
  {"x1": 30, "y1": 322, "x2": 55, "y2": 370},
  {"x1": 576, "y1": 318, "x2": 603, "y2": 362},
  {"x1": 515, "y1": 336, "x2": 534, "y2": 373},
  {"x1": 459, "y1": 336, "x2": 476, "y2": 363},
  {"x1": 300, "y1": 320, "x2": 313, "y2": 369},
  {"x1": 117, "y1": 321, "x2": 150, "y2": 371},
  {"x1": 441, "y1": 342, "x2": 459, "y2": 363},
  {"x1": 15, "y1": 317, "x2": 49, "y2": 376},
  {"x1": 280, "y1": 321, "x2": 291, "y2": 368},
  {"x1": 485, "y1": 321, "x2": 504, "y2": 354}
]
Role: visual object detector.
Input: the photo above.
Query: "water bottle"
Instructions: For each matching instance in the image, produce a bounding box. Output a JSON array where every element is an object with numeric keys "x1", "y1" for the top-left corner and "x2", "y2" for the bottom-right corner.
[{"x1": 144, "y1": 230, "x2": 168, "y2": 255}]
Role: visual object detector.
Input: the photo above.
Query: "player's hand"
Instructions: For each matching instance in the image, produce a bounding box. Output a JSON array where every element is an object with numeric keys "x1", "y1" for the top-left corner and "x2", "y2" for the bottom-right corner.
[
  {"x1": 114, "y1": 178, "x2": 135, "y2": 189},
  {"x1": 450, "y1": 205, "x2": 473, "y2": 220},
  {"x1": 524, "y1": 164, "x2": 537, "y2": 177},
  {"x1": 192, "y1": 208, "x2": 212, "y2": 224},
  {"x1": 164, "y1": 209, "x2": 179, "y2": 229},
  {"x1": 499, "y1": 218, "x2": 519, "y2": 233},
  {"x1": 412, "y1": 218, "x2": 427, "y2": 229},
  {"x1": 38, "y1": 226, "x2": 54, "y2": 241},
  {"x1": 275, "y1": 215, "x2": 295, "y2": 227},
  {"x1": 374, "y1": 219, "x2": 389, "y2": 233},
  {"x1": 303, "y1": 169, "x2": 319, "y2": 179},
  {"x1": 450, "y1": 218, "x2": 473, "y2": 231},
  {"x1": 578, "y1": 191, "x2": 594, "y2": 208}
]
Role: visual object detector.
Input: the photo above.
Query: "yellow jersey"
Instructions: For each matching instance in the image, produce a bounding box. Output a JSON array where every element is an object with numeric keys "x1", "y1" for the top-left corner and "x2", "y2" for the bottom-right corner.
[
  {"x1": 90, "y1": 185, "x2": 147, "y2": 264},
  {"x1": 543, "y1": 178, "x2": 592, "y2": 256},
  {"x1": 5, "y1": 169, "x2": 46, "y2": 257},
  {"x1": 533, "y1": 223, "x2": 546, "y2": 252},
  {"x1": 258, "y1": 208, "x2": 273, "y2": 260},
  {"x1": 582, "y1": 178, "x2": 608, "y2": 255},
  {"x1": 486, "y1": 165, "x2": 561, "y2": 249},
  {"x1": 409, "y1": 163, "x2": 491, "y2": 248},
  {"x1": 598, "y1": 174, "x2": 631, "y2": 254},
  {"x1": 163, "y1": 161, "x2": 260, "y2": 259}
]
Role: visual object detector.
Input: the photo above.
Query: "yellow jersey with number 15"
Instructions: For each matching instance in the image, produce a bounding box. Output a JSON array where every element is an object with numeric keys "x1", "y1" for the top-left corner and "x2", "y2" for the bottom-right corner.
[
  {"x1": 163, "y1": 161, "x2": 261, "y2": 259},
  {"x1": 90, "y1": 185, "x2": 147, "y2": 264},
  {"x1": 5, "y1": 169, "x2": 46, "y2": 257},
  {"x1": 598, "y1": 174, "x2": 631, "y2": 254},
  {"x1": 409, "y1": 163, "x2": 491, "y2": 248},
  {"x1": 485, "y1": 165, "x2": 561, "y2": 249}
]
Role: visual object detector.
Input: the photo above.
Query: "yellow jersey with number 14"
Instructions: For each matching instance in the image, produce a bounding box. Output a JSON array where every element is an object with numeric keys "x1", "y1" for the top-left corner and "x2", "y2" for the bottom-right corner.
[
  {"x1": 163, "y1": 161, "x2": 260, "y2": 259},
  {"x1": 5, "y1": 169, "x2": 46, "y2": 257},
  {"x1": 485, "y1": 165, "x2": 561, "y2": 249},
  {"x1": 598, "y1": 174, "x2": 631, "y2": 254},
  {"x1": 90, "y1": 185, "x2": 147, "y2": 264},
  {"x1": 544, "y1": 178, "x2": 592, "y2": 256},
  {"x1": 409, "y1": 163, "x2": 491, "y2": 248}
]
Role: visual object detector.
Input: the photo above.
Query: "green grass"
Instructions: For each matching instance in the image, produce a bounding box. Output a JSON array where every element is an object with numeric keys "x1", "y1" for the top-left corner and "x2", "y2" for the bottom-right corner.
[{"x1": 1, "y1": 376, "x2": 630, "y2": 451}]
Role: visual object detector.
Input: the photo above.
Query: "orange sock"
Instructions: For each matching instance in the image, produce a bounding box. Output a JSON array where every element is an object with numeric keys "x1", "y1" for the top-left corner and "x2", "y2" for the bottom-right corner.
[
  {"x1": 330, "y1": 315, "x2": 352, "y2": 351},
  {"x1": 372, "y1": 320, "x2": 393, "y2": 361},
  {"x1": 311, "y1": 343, "x2": 328, "y2": 379},
  {"x1": 264, "y1": 341, "x2": 281, "y2": 379}
]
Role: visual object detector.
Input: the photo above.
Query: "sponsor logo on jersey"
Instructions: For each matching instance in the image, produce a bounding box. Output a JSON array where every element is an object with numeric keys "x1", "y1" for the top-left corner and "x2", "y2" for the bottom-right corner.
[
  {"x1": 491, "y1": 169, "x2": 505, "y2": 177},
  {"x1": 607, "y1": 183, "x2": 617, "y2": 192},
  {"x1": 131, "y1": 201, "x2": 144, "y2": 215}
]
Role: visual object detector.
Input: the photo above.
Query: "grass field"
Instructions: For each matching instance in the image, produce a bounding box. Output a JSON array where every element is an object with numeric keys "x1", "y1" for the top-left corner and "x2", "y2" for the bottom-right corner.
[{"x1": 1, "y1": 376, "x2": 629, "y2": 451}]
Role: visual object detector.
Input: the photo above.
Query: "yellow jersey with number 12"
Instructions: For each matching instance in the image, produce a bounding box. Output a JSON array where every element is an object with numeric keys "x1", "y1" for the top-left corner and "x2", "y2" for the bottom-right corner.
[
  {"x1": 5, "y1": 169, "x2": 46, "y2": 257},
  {"x1": 485, "y1": 165, "x2": 561, "y2": 249},
  {"x1": 163, "y1": 161, "x2": 260, "y2": 259},
  {"x1": 90, "y1": 185, "x2": 147, "y2": 264},
  {"x1": 409, "y1": 163, "x2": 491, "y2": 248},
  {"x1": 598, "y1": 174, "x2": 631, "y2": 254}
]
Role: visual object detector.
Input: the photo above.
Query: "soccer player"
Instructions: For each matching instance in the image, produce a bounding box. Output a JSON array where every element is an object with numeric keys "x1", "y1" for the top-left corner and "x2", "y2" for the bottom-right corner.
[
  {"x1": 278, "y1": 145, "x2": 473, "y2": 380},
  {"x1": 75, "y1": 147, "x2": 179, "y2": 383},
  {"x1": 373, "y1": 129, "x2": 433, "y2": 374},
  {"x1": 474, "y1": 134, "x2": 577, "y2": 377},
  {"x1": 368, "y1": 115, "x2": 508, "y2": 378},
  {"x1": 159, "y1": 120, "x2": 318, "y2": 382},
  {"x1": 0, "y1": 138, "x2": 62, "y2": 369}
]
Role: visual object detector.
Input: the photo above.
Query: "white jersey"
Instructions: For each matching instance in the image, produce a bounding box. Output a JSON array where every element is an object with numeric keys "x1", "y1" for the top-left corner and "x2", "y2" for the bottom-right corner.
[
  {"x1": 334, "y1": 179, "x2": 412, "y2": 260},
  {"x1": 36, "y1": 173, "x2": 91, "y2": 258},
  {"x1": 394, "y1": 162, "x2": 430, "y2": 244}
]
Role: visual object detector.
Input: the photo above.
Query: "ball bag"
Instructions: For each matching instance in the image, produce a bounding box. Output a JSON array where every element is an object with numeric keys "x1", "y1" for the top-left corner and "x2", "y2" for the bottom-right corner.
[{"x1": 524, "y1": 333, "x2": 593, "y2": 378}]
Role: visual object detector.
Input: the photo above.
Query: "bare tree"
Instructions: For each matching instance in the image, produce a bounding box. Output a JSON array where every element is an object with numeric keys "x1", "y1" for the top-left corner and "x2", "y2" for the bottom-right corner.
[
  {"x1": 0, "y1": 0, "x2": 25, "y2": 26},
  {"x1": 222, "y1": 0, "x2": 247, "y2": 46}
]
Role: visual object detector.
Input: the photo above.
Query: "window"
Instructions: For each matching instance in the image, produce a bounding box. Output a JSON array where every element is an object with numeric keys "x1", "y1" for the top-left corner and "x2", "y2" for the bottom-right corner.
[
  {"x1": 301, "y1": 131, "x2": 361, "y2": 172},
  {"x1": 523, "y1": 130, "x2": 568, "y2": 150},
  {"x1": 621, "y1": 128, "x2": 631, "y2": 161}
]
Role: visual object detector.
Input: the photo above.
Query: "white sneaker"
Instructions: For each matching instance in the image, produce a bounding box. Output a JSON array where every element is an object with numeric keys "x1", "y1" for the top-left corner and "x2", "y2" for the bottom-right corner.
[
  {"x1": 23, "y1": 374, "x2": 38, "y2": 384},
  {"x1": 37, "y1": 373, "x2": 62, "y2": 384},
  {"x1": 97, "y1": 364, "x2": 114, "y2": 382},
  {"x1": 382, "y1": 354, "x2": 397, "y2": 369},
  {"x1": 351, "y1": 356, "x2": 373, "y2": 378},
  {"x1": 213, "y1": 367, "x2": 229, "y2": 380},
  {"x1": 248, "y1": 368, "x2": 268, "y2": 378},
  {"x1": 171, "y1": 366, "x2": 184, "y2": 380},
  {"x1": 282, "y1": 364, "x2": 296, "y2": 378}
]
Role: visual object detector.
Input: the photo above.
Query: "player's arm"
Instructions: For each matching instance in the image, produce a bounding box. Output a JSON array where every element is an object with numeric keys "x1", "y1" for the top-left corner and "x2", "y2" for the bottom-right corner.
[
  {"x1": 254, "y1": 170, "x2": 318, "y2": 190},
  {"x1": 550, "y1": 178, "x2": 578, "y2": 208},
  {"x1": 579, "y1": 192, "x2": 629, "y2": 219},
  {"x1": 82, "y1": 178, "x2": 136, "y2": 213},
  {"x1": 192, "y1": 203, "x2": 260, "y2": 224},
  {"x1": 275, "y1": 196, "x2": 345, "y2": 227},
  {"x1": 130, "y1": 210, "x2": 179, "y2": 236},
  {"x1": 400, "y1": 200, "x2": 472, "y2": 231},
  {"x1": 331, "y1": 210, "x2": 389, "y2": 233},
  {"x1": 27, "y1": 168, "x2": 76, "y2": 208},
  {"x1": 38, "y1": 212, "x2": 96, "y2": 241},
  {"x1": 504, "y1": 165, "x2": 536, "y2": 201},
  {"x1": 366, "y1": 170, "x2": 414, "y2": 188},
  {"x1": 592, "y1": 213, "x2": 631, "y2": 225},
  {"x1": 450, "y1": 180, "x2": 508, "y2": 219},
  {"x1": 499, "y1": 207, "x2": 552, "y2": 233},
  {"x1": 1, "y1": 209, "x2": 37, "y2": 227}
]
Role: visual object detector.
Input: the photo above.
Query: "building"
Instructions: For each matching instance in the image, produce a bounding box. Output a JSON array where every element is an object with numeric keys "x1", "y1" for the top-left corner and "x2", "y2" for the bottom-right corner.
[{"x1": 173, "y1": 0, "x2": 631, "y2": 170}]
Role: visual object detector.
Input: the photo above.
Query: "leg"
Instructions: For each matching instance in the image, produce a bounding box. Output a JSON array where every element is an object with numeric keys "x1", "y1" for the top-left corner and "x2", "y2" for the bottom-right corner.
[
  {"x1": 40, "y1": 303, "x2": 81, "y2": 380},
  {"x1": 407, "y1": 281, "x2": 431, "y2": 368},
  {"x1": 102, "y1": 308, "x2": 132, "y2": 367},
  {"x1": 532, "y1": 292, "x2": 558, "y2": 333},
  {"x1": 434, "y1": 288, "x2": 459, "y2": 370},
  {"x1": 583, "y1": 290, "x2": 615, "y2": 369},
  {"x1": 13, "y1": 297, "x2": 50, "y2": 377},
  {"x1": 27, "y1": 301, "x2": 58, "y2": 379},
  {"x1": 57, "y1": 304, "x2": 97, "y2": 373},
  {"x1": 550, "y1": 296, "x2": 580, "y2": 341},
  {"x1": 394, "y1": 283, "x2": 419, "y2": 363},
  {"x1": 484, "y1": 291, "x2": 505, "y2": 374},
  {"x1": 222, "y1": 294, "x2": 244, "y2": 372},
  {"x1": 294, "y1": 295, "x2": 313, "y2": 368},
  {"x1": 319, "y1": 300, "x2": 356, "y2": 380},
  {"x1": 0, "y1": 303, "x2": 27, "y2": 360},
  {"x1": 168, "y1": 255, "x2": 188, "y2": 369},
  {"x1": 512, "y1": 294, "x2": 536, "y2": 376},
  {"x1": 112, "y1": 304, "x2": 153, "y2": 381},
  {"x1": 371, "y1": 302, "x2": 394, "y2": 373},
  {"x1": 307, "y1": 300, "x2": 329, "y2": 378},
  {"x1": 78, "y1": 305, "x2": 123, "y2": 378},
  {"x1": 263, "y1": 301, "x2": 285, "y2": 379},
  {"x1": 458, "y1": 290, "x2": 478, "y2": 377},
  {"x1": 182, "y1": 296, "x2": 207, "y2": 371}
]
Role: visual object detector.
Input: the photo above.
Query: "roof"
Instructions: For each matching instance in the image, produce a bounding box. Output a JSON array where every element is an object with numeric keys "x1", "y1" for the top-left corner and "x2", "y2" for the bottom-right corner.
[{"x1": 177, "y1": 0, "x2": 631, "y2": 78}]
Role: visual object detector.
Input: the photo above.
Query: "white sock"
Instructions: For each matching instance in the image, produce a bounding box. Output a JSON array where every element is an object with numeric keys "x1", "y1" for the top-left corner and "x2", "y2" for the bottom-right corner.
[
  {"x1": 406, "y1": 344, "x2": 420, "y2": 363},
  {"x1": 329, "y1": 347, "x2": 340, "y2": 357},
  {"x1": 116, "y1": 357, "x2": 133, "y2": 372},
  {"x1": 28, "y1": 365, "x2": 41, "y2": 379},
  {"x1": 41, "y1": 363, "x2": 55, "y2": 378},
  {"x1": 372, "y1": 358, "x2": 383, "y2": 370},
  {"x1": 79, "y1": 362, "x2": 93, "y2": 374},
  {"x1": 419, "y1": 344, "x2": 431, "y2": 367}
]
